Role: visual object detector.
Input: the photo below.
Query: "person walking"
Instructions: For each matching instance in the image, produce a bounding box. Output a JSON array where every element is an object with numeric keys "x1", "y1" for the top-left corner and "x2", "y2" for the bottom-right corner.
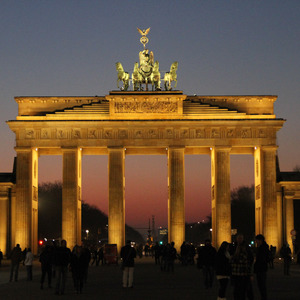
[
  {"x1": 24, "y1": 247, "x2": 34, "y2": 281},
  {"x1": 215, "y1": 241, "x2": 231, "y2": 300},
  {"x1": 39, "y1": 245, "x2": 53, "y2": 289},
  {"x1": 54, "y1": 240, "x2": 71, "y2": 295},
  {"x1": 120, "y1": 240, "x2": 136, "y2": 288},
  {"x1": 280, "y1": 243, "x2": 292, "y2": 275},
  {"x1": 254, "y1": 234, "x2": 269, "y2": 300},
  {"x1": 9, "y1": 244, "x2": 22, "y2": 282},
  {"x1": 199, "y1": 239, "x2": 216, "y2": 288}
]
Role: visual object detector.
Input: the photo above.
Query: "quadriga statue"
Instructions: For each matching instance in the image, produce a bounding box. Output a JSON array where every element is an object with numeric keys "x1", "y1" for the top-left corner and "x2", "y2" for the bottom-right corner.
[
  {"x1": 115, "y1": 62, "x2": 129, "y2": 91},
  {"x1": 164, "y1": 61, "x2": 178, "y2": 91},
  {"x1": 150, "y1": 61, "x2": 161, "y2": 91}
]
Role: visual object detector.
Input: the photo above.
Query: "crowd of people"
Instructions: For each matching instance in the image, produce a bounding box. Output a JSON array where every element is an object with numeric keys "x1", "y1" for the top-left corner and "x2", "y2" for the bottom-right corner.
[{"x1": 3, "y1": 235, "x2": 296, "y2": 298}]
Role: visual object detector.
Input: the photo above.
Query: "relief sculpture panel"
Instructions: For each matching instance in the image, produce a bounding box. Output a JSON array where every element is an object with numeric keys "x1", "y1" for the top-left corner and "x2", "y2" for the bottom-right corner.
[{"x1": 114, "y1": 99, "x2": 178, "y2": 113}]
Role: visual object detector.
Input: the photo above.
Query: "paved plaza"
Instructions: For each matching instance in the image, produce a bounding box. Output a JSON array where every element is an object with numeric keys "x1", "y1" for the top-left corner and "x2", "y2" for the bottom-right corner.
[{"x1": 0, "y1": 257, "x2": 300, "y2": 300}]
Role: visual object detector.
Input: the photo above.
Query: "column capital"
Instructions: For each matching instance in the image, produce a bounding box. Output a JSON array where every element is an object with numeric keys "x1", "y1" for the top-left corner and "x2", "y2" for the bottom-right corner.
[
  {"x1": 168, "y1": 145, "x2": 185, "y2": 149},
  {"x1": 260, "y1": 145, "x2": 278, "y2": 152},
  {"x1": 212, "y1": 146, "x2": 232, "y2": 152},
  {"x1": 15, "y1": 146, "x2": 38, "y2": 153},
  {"x1": 61, "y1": 146, "x2": 82, "y2": 152},
  {"x1": 107, "y1": 146, "x2": 125, "y2": 150},
  {"x1": 254, "y1": 145, "x2": 278, "y2": 151}
]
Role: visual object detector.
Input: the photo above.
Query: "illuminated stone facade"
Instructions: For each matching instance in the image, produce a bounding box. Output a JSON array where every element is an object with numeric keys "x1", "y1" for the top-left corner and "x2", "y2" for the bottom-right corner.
[{"x1": 6, "y1": 91, "x2": 286, "y2": 253}]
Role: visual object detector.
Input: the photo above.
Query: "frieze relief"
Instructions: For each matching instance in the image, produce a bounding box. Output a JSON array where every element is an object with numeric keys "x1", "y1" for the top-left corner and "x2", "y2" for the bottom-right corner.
[
  {"x1": 134, "y1": 130, "x2": 144, "y2": 139},
  {"x1": 180, "y1": 129, "x2": 189, "y2": 139},
  {"x1": 226, "y1": 129, "x2": 235, "y2": 138},
  {"x1": 19, "y1": 126, "x2": 275, "y2": 141},
  {"x1": 103, "y1": 129, "x2": 113, "y2": 139},
  {"x1": 211, "y1": 129, "x2": 221, "y2": 138},
  {"x1": 147, "y1": 129, "x2": 159, "y2": 139},
  {"x1": 114, "y1": 99, "x2": 178, "y2": 114},
  {"x1": 25, "y1": 129, "x2": 35, "y2": 139},
  {"x1": 57, "y1": 129, "x2": 67, "y2": 139},
  {"x1": 72, "y1": 129, "x2": 81, "y2": 139},
  {"x1": 195, "y1": 129, "x2": 205, "y2": 138},
  {"x1": 88, "y1": 129, "x2": 98, "y2": 139},
  {"x1": 118, "y1": 129, "x2": 128, "y2": 139},
  {"x1": 41, "y1": 129, "x2": 50, "y2": 139}
]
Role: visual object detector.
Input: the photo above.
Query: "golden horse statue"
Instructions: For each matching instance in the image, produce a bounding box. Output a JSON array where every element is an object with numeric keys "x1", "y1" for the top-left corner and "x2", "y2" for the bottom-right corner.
[
  {"x1": 115, "y1": 62, "x2": 129, "y2": 91},
  {"x1": 164, "y1": 61, "x2": 178, "y2": 91},
  {"x1": 132, "y1": 62, "x2": 143, "y2": 91},
  {"x1": 150, "y1": 61, "x2": 161, "y2": 91}
]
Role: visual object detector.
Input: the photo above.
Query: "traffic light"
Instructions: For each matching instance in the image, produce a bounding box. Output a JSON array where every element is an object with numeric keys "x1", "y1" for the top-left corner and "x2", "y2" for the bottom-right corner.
[{"x1": 39, "y1": 240, "x2": 43, "y2": 246}]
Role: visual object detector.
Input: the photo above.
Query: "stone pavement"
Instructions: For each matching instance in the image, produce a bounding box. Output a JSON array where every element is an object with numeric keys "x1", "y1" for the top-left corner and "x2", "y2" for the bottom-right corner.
[{"x1": 0, "y1": 257, "x2": 300, "y2": 300}]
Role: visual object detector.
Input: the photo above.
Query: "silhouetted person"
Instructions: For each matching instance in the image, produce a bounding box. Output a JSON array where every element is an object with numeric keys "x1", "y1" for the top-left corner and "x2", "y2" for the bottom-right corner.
[
  {"x1": 81, "y1": 244, "x2": 91, "y2": 283},
  {"x1": 24, "y1": 247, "x2": 34, "y2": 281},
  {"x1": 39, "y1": 245, "x2": 53, "y2": 289},
  {"x1": 9, "y1": 244, "x2": 22, "y2": 282},
  {"x1": 52, "y1": 240, "x2": 59, "y2": 279},
  {"x1": 280, "y1": 243, "x2": 292, "y2": 275},
  {"x1": 54, "y1": 240, "x2": 71, "y2": 295},
  {"x1": 269, "y1": 245, "x2": 276, "y2": 269},
  {"x1": 199, "y1": 239, "x2": 216, "y2": 288},
  {"x1": 98, "y1": 247, "x2": 104, "y2": 265},
  {"x1": 216, "y1": 241, "x2": 231, "y2": 300},
  {"x1": 180, "y1": 241, "x2": 188, "y2": 265},
  {"x1": 71, "y1": 245, "x2": 87, "y2": 294},
  {"x1": 90, "y1": 248, "x2": 98, "y2": 266},
  {"x1": 121, "y1": 240, "x2": 136, "y2": 288},
  {"x1": 153, "y1": 242, "x2": 160, "y2": 265},
  {"x1": 166, "y1": 242, "x2": 177, "y2": 272},
  {"x1": 254, "y1": 234, "x2": 269, "y2": 300},
  {"x1": 231, "y1": 234, "x2": 254, "y2": 300},
  {"x1": 187, "y1": 243, "x2": 196, "y2": 265},
  {"x1": 0, "y1": 249, "x2": 3, "y2": 266},
  {"x1": 160, "y1": 244, "x2": 168, "y2": 271}
]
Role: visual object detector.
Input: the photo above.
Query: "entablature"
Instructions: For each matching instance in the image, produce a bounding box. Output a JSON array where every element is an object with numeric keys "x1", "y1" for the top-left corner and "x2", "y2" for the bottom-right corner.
[{"x1": 7, "y1": 118, "x2": 284, "y2": 150}]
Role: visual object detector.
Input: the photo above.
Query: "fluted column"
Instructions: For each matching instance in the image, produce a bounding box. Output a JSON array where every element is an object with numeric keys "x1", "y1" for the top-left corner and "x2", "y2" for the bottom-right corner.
[
  {"x1": 15, "y1": 147, "x2": 38, "y2": 253},
  {"x1": 168, "y1": 147, "x2": 185, "y2": 251},
  {"x1": 211, "y1": 147, "x2": 231, "y2": 248},
  {"x1": 0, "y1": 185, "x2": 12, "y2": 255},
  {"x1": 108, "y1": 147, "x2": 125, "y2": 254},
  {"x1": 254, "y1": 146, "x2": 278, "y2": 247},
  {"x1": 62, "y1": 147, "x2": 82, "y2": 249},
  {"x1": 285, "y1": 195, "x2": 294, "y2": 251}
]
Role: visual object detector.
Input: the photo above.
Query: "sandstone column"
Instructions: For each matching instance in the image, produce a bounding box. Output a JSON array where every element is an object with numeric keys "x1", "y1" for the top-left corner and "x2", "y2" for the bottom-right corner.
[
  {"x1": 211, "y1": 147, "x2": 231, "y2": 248},
  {"x1": 62, "y1": 147, "x2": 82, "y2": 249},
  {"x1": 15, "y1": 147, "x2": 38, "y2": 254},
  {"x1": 108, "y1": 147, "x2": 125, "y2": 254},
  {"x1": 285, "y1": 195, "x2": 294, "y2": 251},
  {"x1": 254, "y1": 146, "x2": 278, "y2": 247},
  {"x1": 168, "y1": 147, "x2": 185, "y2": 251}
]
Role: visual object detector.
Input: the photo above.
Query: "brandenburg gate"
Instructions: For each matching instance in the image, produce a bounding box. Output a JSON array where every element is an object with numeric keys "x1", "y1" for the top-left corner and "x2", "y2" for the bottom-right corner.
[{"x1": 5, "y1": 29, "x2": 285, "y2": 254}]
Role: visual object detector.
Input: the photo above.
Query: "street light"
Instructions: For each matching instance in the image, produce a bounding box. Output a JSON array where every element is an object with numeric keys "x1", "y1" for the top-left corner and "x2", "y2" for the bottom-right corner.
[{"x1": 86, "y1": 230, "x2": 89, "y2": 240}]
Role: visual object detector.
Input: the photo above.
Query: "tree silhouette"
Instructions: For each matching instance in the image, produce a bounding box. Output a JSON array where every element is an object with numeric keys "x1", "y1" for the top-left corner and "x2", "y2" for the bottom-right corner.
[
  {"x1": 231, "y1": 185, "x2": 255, "y2": 243},
  {"x1": 38, "y1": 181, "x2": 144, "y2": 244}
]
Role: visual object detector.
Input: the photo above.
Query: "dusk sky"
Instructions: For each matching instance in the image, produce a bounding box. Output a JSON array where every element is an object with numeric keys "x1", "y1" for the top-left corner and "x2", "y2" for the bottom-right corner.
[{"x1": 0, "y1": 1, "x2": 299, "y2": 236}]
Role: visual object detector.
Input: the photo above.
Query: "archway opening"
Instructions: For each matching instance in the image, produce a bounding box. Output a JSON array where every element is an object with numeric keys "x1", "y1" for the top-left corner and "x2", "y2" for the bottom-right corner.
[
  {"x1": 185, "y1": 154, "x2": 211, "y2": 244},
  {"x1": 125, "y1": 155, "x2": 168, "y2": 243},
  {"x1": 230, "y1": 155, "x2": 255, "y2": 243},
  {"x1": 38, "y1": 155, "x2": 62, "y2": 241}
]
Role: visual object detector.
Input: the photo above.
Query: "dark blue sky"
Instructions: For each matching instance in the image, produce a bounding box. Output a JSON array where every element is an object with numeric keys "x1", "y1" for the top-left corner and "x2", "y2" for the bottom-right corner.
[{"x1": 1, "y1": 1, "x2": 299, "y2": 230}]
